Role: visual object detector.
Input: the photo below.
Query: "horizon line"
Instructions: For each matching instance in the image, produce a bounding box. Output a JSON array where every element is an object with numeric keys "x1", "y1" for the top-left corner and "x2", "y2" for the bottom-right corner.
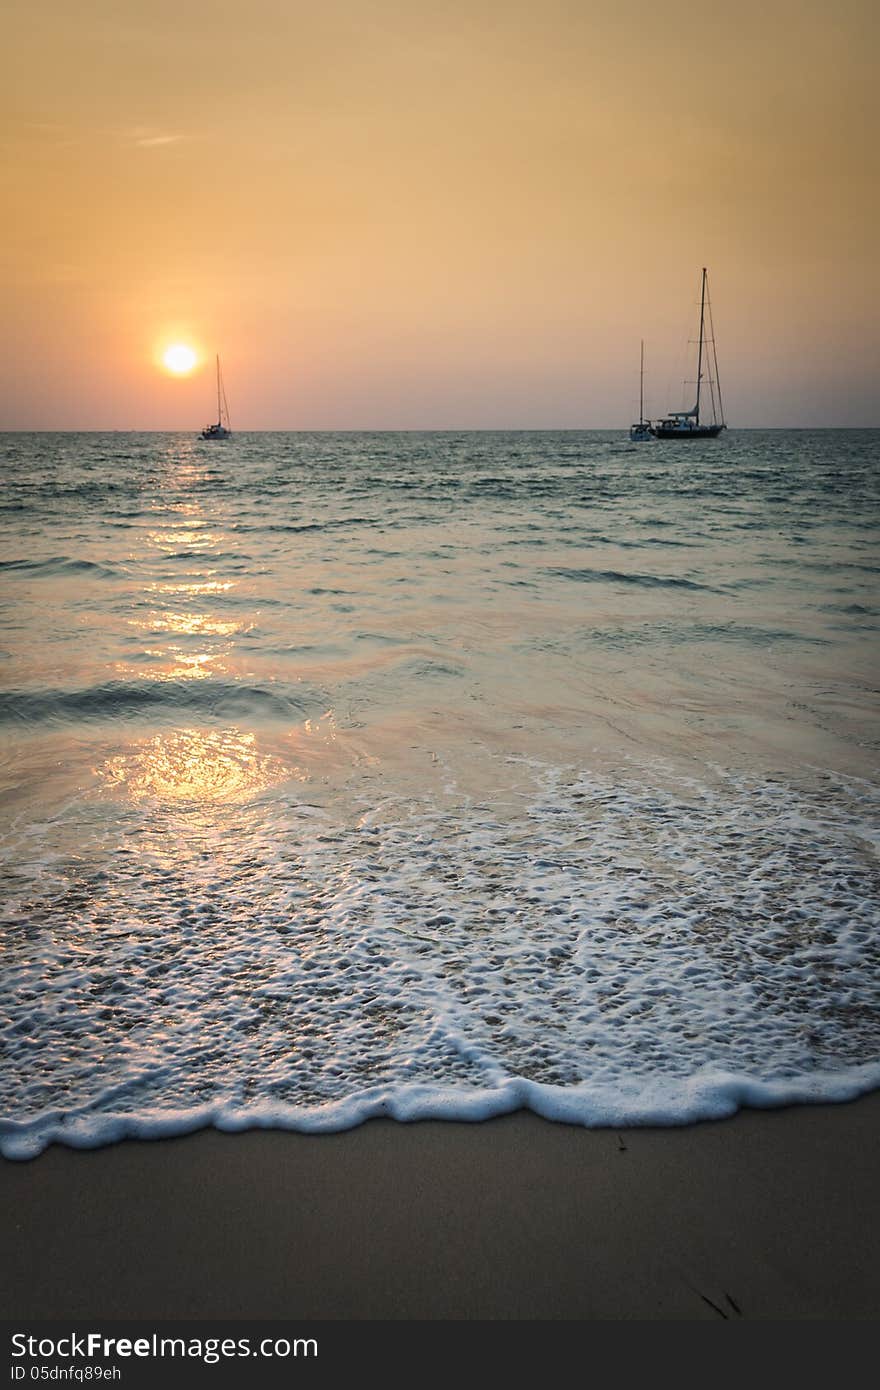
[{"x1": 2, "y1": 425, "x2": 879, "y2": 435}]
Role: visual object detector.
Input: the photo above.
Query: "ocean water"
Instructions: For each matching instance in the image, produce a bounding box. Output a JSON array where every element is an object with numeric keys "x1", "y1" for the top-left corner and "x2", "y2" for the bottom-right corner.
[{"x1": 1, "y1": 429, "x2": 879, "y2": 1159}]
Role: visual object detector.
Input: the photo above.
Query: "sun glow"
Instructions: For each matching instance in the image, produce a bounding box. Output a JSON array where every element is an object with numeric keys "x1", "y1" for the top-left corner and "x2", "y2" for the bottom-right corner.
[
  {"x1": 102, "y1": 729, "x2": 288, "y2": 803},
  {"x1": 162, "y1": 344, "x2": 198, "y2": 375}
]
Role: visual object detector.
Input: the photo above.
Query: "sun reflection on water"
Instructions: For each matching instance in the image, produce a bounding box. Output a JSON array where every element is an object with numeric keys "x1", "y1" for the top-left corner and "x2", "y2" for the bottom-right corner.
[
  {"x1": 102, "y1": 728, "x2": 293, "y2": 804},
  {"x1": 148, "y1": 528, "x2": 226, "y2": 550},
  {"x1": 113, "y1": 649, "x2": 227, "y2": 682},
  {"x1": 132, "y1": 611, "x2": 249, "y2": 637},
  {"x1": 147, "y1": 580, "x2": 236, "y2": 597}
]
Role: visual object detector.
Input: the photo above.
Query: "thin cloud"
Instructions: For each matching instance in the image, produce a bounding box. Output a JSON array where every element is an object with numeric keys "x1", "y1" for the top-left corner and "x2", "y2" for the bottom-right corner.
[
  {"x1": 5, "y1": 121, "x2": 188, "y2": 150},
  {"x1": 125, "y1": 127, "x2": 186, "y2": 148}
]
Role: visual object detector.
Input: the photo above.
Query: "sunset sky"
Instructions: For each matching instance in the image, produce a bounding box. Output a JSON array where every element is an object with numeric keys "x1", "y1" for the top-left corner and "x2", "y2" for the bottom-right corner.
[{"x1": 2, "y1": 1, "x2": 877, "y2": 429}]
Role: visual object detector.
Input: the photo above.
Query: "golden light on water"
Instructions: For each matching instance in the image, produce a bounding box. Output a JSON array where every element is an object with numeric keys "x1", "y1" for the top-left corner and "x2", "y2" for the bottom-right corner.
[
  {"x1": 112, "y1": 648, "x2": 221, "y2": 682},
  {"x1": 123, "y1": 520, "x2": 247, "y2": 679},
  {"x1": 133, "y1": 611, "x2": 249, "y2": 638},
  {"x1": 147, "y1": 528, "x2": 220, "y2": 550},
  {"x1": 102, "y1": 728, "x2": 290, "y2": 804},
  {"x1": 149, "y1": 580, "x2": 235, "y2": 597},
  {"x1": 165, "y1": 650, "x2": 218, "y2": 675}
]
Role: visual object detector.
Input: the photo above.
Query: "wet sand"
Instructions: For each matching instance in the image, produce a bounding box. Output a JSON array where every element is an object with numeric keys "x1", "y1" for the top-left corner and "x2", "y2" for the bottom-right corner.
[{"x1": 2, "y1": 1095, "x2": 879, "y2": 1320}]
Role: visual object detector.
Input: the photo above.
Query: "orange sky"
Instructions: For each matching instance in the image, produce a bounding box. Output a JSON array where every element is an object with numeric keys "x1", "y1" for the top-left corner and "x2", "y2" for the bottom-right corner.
[{"x1": 2, "y1": 0, "x2": 877, "y2": 427}]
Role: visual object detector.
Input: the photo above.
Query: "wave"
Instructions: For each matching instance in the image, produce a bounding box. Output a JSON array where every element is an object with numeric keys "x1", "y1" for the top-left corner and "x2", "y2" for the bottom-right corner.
[
  {"x1": 524, "y1": 620, "x2": 830, "y2": 654},
  {"x1": 0, "y1": 678, "x2": 322, "y2": 727},
  {"x1": 0, "y1": 556, "x2": 120, "y2": 579},
  {"x1": 161, "y1": 550, "x2": 252, "y2": 563},
  {"x1": 545, "y1": 566, "x2": 714, "y2": 591},
  {"x1": 823, "y1": 602, "x2": 879, "y2": 617},
  {"x1": 5, "y1": 1065, "x2": 880, "y2": 1160}
]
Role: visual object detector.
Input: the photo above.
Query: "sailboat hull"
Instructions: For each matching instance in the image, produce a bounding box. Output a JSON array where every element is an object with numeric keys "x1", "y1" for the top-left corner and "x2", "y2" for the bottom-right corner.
[{"x1": 650, "y1": 423, "x2": 725, "y2": 440}]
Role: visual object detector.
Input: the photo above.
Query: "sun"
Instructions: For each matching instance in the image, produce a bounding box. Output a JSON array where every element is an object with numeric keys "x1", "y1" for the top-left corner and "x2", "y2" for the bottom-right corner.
[{"x1": 163, "y1": 344, "x2": 198, "y2": 375}]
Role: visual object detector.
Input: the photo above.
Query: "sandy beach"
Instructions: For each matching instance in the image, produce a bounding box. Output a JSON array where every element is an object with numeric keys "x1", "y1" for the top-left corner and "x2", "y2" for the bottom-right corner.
[{"x1": 3, "y1": 1094, "x2": 878, "y2": 1321}]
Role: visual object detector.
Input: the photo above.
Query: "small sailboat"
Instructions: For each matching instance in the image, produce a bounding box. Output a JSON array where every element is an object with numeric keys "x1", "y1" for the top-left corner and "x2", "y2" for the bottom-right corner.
[
  {"x1": 629, "y1": 340, "x2": 651, "y2": 441},
  {"x1": 651, "y1": 268, "x2": 725, "y2": 439},
  {"x1": 200, "y1": 355, "x2": 232, "y2": 440}
]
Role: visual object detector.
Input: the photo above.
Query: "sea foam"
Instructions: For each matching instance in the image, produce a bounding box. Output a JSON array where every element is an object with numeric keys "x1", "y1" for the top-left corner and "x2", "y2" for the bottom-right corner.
[{"x1": 2, "y1": 758, "x2": 878, "y2": 1159}]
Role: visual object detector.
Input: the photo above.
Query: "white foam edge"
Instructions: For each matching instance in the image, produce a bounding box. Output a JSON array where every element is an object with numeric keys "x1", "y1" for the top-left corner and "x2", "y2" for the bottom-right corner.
[{"x1": 3, "y1": 1062, "x2": 880, "y2": 1161}]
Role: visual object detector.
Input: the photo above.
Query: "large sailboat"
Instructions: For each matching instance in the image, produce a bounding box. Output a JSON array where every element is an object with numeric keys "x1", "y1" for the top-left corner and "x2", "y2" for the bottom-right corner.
[
  {"x1": 629, "y1": 340, "x2": 651, "y2": 441},
  {"x1": 651, "y1": 268, "x2": 725, "y2": 439},
  {"x1": 200, "y1": 355, "x2": 232, "y2": 441}
]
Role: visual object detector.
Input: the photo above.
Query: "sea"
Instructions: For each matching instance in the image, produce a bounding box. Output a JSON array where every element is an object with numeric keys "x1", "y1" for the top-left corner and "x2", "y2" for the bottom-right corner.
[{"x1": 1, "y1": 430, "x2": 879, "y2": 1159}]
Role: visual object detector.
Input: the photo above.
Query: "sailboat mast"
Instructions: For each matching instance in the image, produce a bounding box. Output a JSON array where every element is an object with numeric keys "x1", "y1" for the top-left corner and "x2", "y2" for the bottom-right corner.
[
  {"x1": 708, "y1": 285, "x2": 725, "y2": 427},
  {"x1": 695, "y1": 267, "x2": 707, "y2": 425},
  {"x1": 639, "y1": 340, "x2": 644, "y2": 425},
  {"x1": 215, "y1": 355, "x2": 221, "y2": 424}
]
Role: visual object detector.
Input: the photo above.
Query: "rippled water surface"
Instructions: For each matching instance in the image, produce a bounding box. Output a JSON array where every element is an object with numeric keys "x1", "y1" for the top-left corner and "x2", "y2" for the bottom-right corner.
[{"x1": 1, "y1": 430, "x2": 879, "y2": 1156}]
